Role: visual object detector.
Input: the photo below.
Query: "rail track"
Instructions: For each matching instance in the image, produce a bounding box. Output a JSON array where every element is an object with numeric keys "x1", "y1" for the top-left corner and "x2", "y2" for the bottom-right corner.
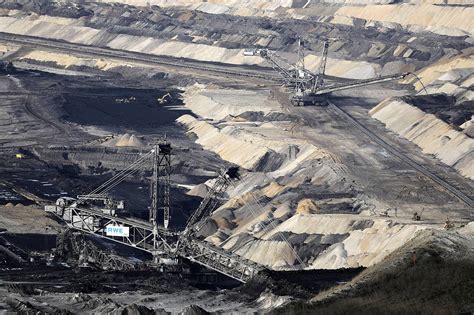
[
  {"x1": 327, "y1": 102, "x2": 474, "y2": 208},
  {"x1": 0, "y1": 32, "x2": 279, "y2": 82},
  {"x1": 23, "y1": 95, "x2": 66, "y2": 134},
  {"x1": 2, "y1": 32, "x2": 472, "y2": 208}
]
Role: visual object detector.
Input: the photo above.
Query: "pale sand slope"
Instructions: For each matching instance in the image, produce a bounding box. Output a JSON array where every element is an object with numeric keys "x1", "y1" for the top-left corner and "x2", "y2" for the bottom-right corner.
[
  {"x1": 18, "y1": 50, "x2": 147, "y2": 71},
  {"x1": 0, "y1": 12, "x2": 381, "y2": 79},
  {"x1": 178, "y1": 85, "x2": 443, "y2": 270},
  {"x1": 206, "y1": 177, "x2": 434, "y2": 269},
  {"x1": 0, "y1": 204, "x2": 62, "y2": 234},
  {"x1": 369, "y1": 98, "x2": 474, "y2": 180},
  {"x1": 181, "y1": 85, "x2": 281, "y2": 120},
  {"x1": 178, "y1": 114, "x2": 279, "y2": 170},
  {"x1": 205, "y1": 161, "x2": 437, "y2": 270},
  {"x1": 177, "y1": 114, "x2": 329, "y2": 172},
  {"x1": 177, "y1": 85, "x2": 330, "y2": 172},
  {"x1": 369, "y1": 51, "x2": 474, "y2": 179},
  {"x1": 402, "y1": 51, "x2": 474, "y2": 102},
  {"x1": 332, "y1": 4, "x2": 474, "y2": 37},
  {"x1": 277, "y1": 216, "x2": 425, "y2": 269},
  {"x1": 312, "y1": 226, "x2": 474, "y2": 305}
]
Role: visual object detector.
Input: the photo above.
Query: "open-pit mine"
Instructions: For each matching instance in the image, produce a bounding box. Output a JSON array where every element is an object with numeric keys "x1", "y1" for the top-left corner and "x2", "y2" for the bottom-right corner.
[{"x1": 0, "y1": 0, "x2": 473, "y2": 314}]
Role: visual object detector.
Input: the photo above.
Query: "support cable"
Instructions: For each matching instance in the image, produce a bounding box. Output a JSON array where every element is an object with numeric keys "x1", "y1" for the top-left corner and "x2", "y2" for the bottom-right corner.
[
  {"x1": 408, "y1": 72, "x2": 429, "y2": 95},
  {"x1": 225, "y1": 178, "x2": 306, "y2": 269},
  {"x1": 91, "y1": 150, "x2": 153, "y2": 194},
  {"x1": 89, "y1": 150, "x2": 153, "y2": 195},
  {"x1": 99, "y1": 166, "x2": 146, "y2": 195},
  {"x1": 86, "y1": 150, "x2": 154, "y2": 196}
]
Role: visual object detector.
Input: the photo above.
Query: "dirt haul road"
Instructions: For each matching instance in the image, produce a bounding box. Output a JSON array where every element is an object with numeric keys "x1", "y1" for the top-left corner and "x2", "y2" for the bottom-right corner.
[{"x1": 279, "y1": 90, "x2": 473, "y2": 217}]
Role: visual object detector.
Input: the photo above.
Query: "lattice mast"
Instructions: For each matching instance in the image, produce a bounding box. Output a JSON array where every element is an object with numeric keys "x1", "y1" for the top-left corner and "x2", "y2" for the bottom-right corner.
[
  {"x1": 158, "y1": 142, "x2": 172, "y2": 229},
  {"x1": 149, "y1": 142, "x2": 172, "y2": 229},
  {"x1": 149, "y1": 145, "x2": 159, "y2": 227}
]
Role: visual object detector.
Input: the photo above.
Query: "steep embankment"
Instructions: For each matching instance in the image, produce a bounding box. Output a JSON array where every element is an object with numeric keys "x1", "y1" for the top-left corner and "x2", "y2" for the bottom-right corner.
[
  {"x1": 404, "y1": 51, "x2": 474, "y2": 99},
  {"x1": 0, "y1": 12, "x2": 257, "y2": 66},
  {"x1": 177, "y1": 85, "x2": 333, "y2": 173},
  {"x1": 370, "y1": 51, "x2": 474, "y2": 180},
  {"x1": 370, "y1": 98, "x2": 473, "y2": 180},
  {"x1": 273, "y1": 227, "x2": 474, "y2": 314},
  {"x1": 176, "y1": 84, "x2": 444, "y2": 270},
  {"x1": 87, "y1": 0, "x2": 474, "y2": 37},
  {"x1": 329, "y1": 4, "x2": 474, "y2": 37},
  {"x1": 178, "y1": 115, "x2": 284, "y2": 171},
  {"x1": 0, "y1": 11, "x2": 383, "y2": 79},
  {"x1": 0, "y1": 204, "x2": 61, "y2": 234},
  {"x1": 1, "y1": 1, "x2": 469, "y2": 80}
]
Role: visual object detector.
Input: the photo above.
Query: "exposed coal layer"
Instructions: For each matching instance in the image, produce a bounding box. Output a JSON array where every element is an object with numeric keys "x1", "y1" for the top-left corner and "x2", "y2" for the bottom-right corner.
[
  {"x1": 402, "y1": 94, "x2": 473, "y2": 129},
  {"x1": 0, "y1": 0, "x2": 93, "y2": 18},
  {"x1": 0, "y1": 256, "x2": 243, "y2": 292},
  {"x1": 1, "y1": 0, "x2": 470, "y2": 68},
  {"x1": 0, "y1": 186, "x2": 28, "y2": 205},
  {"x1": 1, "y1": 233, "x2": 56, "y2": 252},
  {"x1": 241, "y1": 268, "x2": 364, "y2": 300},
  {"x1": 62, "y1": 88, "x2": 187, "y2": 131},
  {"x1": 1, "y1": 160, "x2": 203, "y2": 230}
]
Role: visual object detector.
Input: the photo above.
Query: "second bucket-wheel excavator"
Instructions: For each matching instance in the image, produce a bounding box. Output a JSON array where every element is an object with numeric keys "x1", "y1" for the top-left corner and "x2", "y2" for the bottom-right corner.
[{"x1": 244, "y1": 38, "x2": 411, "y2": 106}]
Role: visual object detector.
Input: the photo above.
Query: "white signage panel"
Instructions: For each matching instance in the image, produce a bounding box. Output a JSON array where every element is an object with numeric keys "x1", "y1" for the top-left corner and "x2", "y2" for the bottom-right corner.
[{"x1": 105, "y1": 225, "x2": 129, "y2": 237}]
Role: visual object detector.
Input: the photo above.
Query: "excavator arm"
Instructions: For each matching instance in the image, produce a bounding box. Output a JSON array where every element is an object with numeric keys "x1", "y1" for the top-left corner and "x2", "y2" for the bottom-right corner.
[
  {"x1": 244, "y1": 49, "x2": 297, "y2": 85},
  {"x1": 313, "y1": 72, "x2": 411, "y2": 96},
  {"x1": 244, "y1": 39, "x2": 413, "y2": 106},
  {"x1": 182, "y1": 167, "x2": 240, "y2": 236},
  {"x1": 313, "y1": 40, "x2": 330, "y2": 91}
]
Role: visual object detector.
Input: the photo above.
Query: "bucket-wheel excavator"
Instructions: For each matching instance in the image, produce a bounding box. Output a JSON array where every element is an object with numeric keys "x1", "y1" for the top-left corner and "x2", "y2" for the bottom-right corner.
[
  {"x1": 45, "y1": 144, "x2": 265, "y2": 282},
  {"x1": 244, "y1": 38, "x2": 411, "y2": 106}
]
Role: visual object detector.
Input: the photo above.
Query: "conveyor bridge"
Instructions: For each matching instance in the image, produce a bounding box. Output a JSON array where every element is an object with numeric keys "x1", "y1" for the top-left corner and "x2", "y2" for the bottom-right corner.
[{"x1": 45, "y1": 143, "x2": 265, "y2": 283}]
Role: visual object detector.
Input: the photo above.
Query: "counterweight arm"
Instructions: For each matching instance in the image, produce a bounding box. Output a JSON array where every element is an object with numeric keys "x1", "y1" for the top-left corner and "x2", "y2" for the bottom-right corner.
[
  {"x1": 313, "y1": 72, "x2": 411, "y2": 95},
  {"x1": 182, "y1": 167, "x2": 240, "y2": 236}
]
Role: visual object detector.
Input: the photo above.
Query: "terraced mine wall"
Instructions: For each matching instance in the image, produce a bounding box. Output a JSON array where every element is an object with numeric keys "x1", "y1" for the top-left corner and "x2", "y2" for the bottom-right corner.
[
  {"x1": 32, "y1": 146, "x2": 204, "y2": 176},
  {"x1": 369, "y1": 98, "x2": 474, "y2": 180},
  {"x1": 0, "y1": 1, "x2": 471, "y2": 80},
  {"x1": 372, "y1": 49, "x2": 474, "y2": 181},
  {"x1": 1, "y1": 0, "x2": 472, "y2": 275},
  {"x1": 83, "y1": 0, "x2": 474, "y2": 36},
  {"x1": 174, "y1": 84, "x2": 467, "y2": 271},
  {"x1": 32, "y1": 147, "x2": 147, "y2": 175}
]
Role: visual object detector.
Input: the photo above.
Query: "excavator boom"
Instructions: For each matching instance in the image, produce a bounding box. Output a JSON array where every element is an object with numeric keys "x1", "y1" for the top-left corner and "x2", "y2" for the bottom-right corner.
[
  {"x1": 182, "y1": 167, "x2": 240, "y2": 236},
  {"x1": 313, "y1": 40, "x2": 330, "y2": 91},
  {"x1": 312, "y1": 72, "x2": 410, "y2": 96},
  {"x1": 244, "y1": 40, "x2": 412, "y2": 106}
]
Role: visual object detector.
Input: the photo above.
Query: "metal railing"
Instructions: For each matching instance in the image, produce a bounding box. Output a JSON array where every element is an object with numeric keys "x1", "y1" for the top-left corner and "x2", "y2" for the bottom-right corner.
[{"x1": 51, "y1": 205, "x2": 263, "y2": 283}]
